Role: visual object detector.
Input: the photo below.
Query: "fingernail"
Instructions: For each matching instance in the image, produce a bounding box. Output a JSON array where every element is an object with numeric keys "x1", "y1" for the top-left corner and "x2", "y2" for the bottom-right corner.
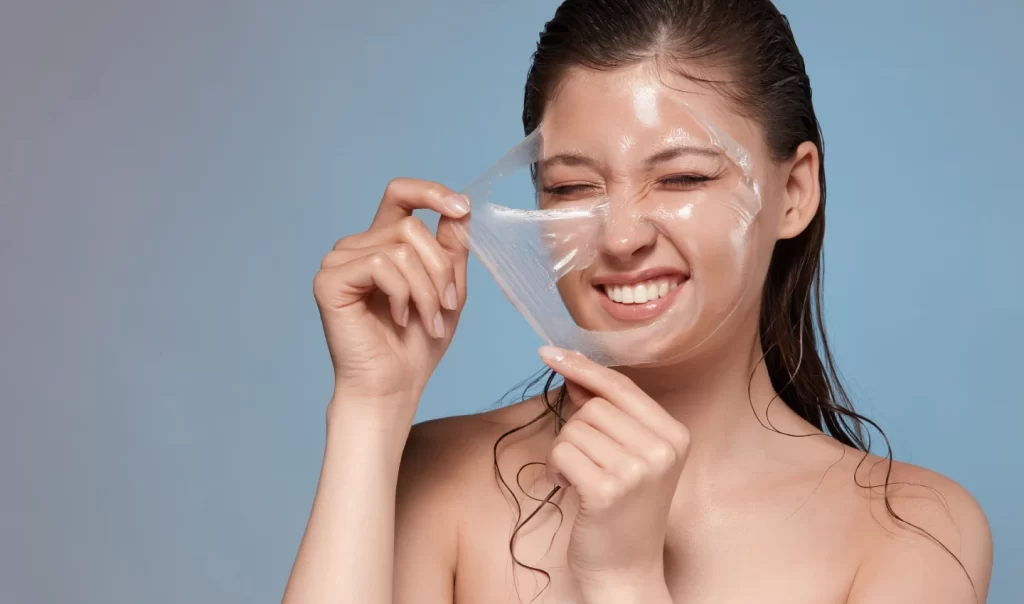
[
  {"x1": 432, "y1": 312, "x2": 446, "y2": 339},
  {"x1": 550, "y1": 472, "x2": 570, "y2": 489},
  {"x1": 399, "y1": 306, "x2": 409, "y2": 327},
  {"x1": 443, "y1": 194, "x2": 470, "y2": 217},
  {"x1": 443, "y1": 283, "x2": 458, "y2": 310},
  {"x1": 538, "y1": 346, "x2": 566, "y2": 363}
]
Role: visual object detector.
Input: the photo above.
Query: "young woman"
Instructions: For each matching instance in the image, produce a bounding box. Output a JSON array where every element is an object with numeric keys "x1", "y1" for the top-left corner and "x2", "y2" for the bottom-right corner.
[{"x1": 283, "y1": 1, "x2": 993, "y2": 602}]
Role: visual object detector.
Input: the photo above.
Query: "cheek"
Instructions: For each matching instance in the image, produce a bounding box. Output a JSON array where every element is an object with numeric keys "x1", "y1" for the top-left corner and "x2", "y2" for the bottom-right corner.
[
  {"x1": 555, "y1": 273, "x2": 590, "y2": 321},
  {"x1": 751, "y1": 174, "x2": 789, "y2": 239},
  {"x1": 665, "y1": 202, "x2": 754, "y2": 279},
  {"x1": 675, "y1": 179, "x2": 784, "y2": 300}
]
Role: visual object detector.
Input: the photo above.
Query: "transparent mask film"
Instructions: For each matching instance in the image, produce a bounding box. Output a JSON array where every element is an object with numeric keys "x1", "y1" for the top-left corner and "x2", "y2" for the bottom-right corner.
[{"x1": 453, "y1": 90, "x2": 764, "y2": 367}]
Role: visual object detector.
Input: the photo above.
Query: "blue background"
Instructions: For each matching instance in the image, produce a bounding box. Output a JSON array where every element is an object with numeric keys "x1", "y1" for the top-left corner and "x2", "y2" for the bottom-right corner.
[{"x1": 1, "y1": 1, "x2": 1019, "y2": 602}]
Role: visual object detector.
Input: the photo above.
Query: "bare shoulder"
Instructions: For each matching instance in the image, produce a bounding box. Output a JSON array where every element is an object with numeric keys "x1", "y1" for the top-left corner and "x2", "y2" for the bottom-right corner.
[
  {"x1": 399, "y1": 396, "x2": 553, "y2": 500},
  {"x1": 393, "y1": 397, "x2": 551, "y2": 601},
  {"x1": 846, "y1": 453, "x2": 993, "y2": 602}
]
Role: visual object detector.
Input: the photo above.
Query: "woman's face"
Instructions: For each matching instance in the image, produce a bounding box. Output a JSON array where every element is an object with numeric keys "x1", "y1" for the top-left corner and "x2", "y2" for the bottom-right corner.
[{"x1": 537, "y1": 64, "x2": 817, "y2": 364}]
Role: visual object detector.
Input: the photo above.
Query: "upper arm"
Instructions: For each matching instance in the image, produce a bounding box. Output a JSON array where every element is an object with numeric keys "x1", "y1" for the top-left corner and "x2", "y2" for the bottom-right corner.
[
  {"x1": 847, "y1": 469, "x2": 993, "y2": 603},
  {"x1": 393, "y1": 419, "x2": 461, "y2": 604}
]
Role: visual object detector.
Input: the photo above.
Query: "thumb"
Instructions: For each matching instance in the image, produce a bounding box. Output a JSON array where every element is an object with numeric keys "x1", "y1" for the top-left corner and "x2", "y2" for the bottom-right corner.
[
  {"x1": 435, "y1": 195, "x2": 470, "y2": 303},
  {"x1": 435, "y1": 193, "x2": 471, "y2": 256}
]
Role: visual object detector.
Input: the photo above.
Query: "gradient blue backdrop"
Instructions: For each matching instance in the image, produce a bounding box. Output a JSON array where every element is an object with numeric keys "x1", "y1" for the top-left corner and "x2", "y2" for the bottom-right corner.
[{"x1": 1, "y1": 1, "x2": 1020, "y2": 602}]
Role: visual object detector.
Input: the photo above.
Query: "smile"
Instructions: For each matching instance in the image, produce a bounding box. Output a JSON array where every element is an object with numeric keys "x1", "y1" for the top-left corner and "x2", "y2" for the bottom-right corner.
[
  {"x1": 592, "y1": 269, "x2": 688, "y2": 323},
  {"x1": 601, "y1": 277, "x2": 681, "y2": 304}
]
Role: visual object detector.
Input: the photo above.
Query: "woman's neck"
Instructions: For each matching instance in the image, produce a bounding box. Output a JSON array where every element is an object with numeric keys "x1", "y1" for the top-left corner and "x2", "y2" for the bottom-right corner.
[{"x1": 615, "y1": 331, "x2": 815, "y2": 467}]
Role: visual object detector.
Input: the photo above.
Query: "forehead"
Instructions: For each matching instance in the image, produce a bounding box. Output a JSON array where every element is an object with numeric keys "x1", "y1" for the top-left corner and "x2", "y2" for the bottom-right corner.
[{"x1": 540, "y1": 64, "x2": 763, "y2": 161}]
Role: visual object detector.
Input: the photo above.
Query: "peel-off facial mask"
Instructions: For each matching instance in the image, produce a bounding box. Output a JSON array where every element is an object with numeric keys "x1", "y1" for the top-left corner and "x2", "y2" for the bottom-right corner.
[{"x1": 453, "y1": 84, "x2": 763, "y2": 366}]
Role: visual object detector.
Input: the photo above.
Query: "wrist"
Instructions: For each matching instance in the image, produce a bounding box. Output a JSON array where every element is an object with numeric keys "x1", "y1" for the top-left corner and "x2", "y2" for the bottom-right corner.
[
  {"x1": 324, "y1": 406, "x2": 411, "y2": 470},
  {"x1": 326, "y1": 393, "x2": 418, "y2": 452},
  {"x1": 327, "y1": 387, "x2": 419, "y2": 427}
]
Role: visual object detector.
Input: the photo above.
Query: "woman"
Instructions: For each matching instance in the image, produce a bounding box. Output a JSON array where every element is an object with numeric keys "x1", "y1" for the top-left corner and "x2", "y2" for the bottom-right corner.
[{"x1": 284, "y1": 1, "x2": 993, "y2": 602}]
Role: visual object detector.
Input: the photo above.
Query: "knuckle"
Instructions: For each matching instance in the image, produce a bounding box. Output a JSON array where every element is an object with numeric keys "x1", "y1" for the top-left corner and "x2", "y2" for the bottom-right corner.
[
  {"x1": 620, "y1": 458, "x2": 647, "y2": 485},
  {"x1": 367, "y1": 251, "x2": 389, "y2": 269},
  {"x1": 423, "y1": 181, "x2": 449, "y2": 201},
  {"x1": 319, "y1": 252, "x2": 333, "y2": 270},
  {"x1": 550, "y1": 440, "x2": 573, "y2": 465},
  {"x1": 398, "y1": 215, "x2": 427, "y2": 238},
  {"x1": 586, "y1": 397, "x2": 613, "y2": 416},
  {"x1": 560, "y1": 420, "x2": 583, "y2": 440},
  {"x1": 311, "y1": 269, "x2": 333, "y2": 296},
  {"x1": 415, "y1": 286, "x2": 439, "y2": 307},
  {"x1": 435, "y1": 253, "x2": 456, "y2": 277},
  {"x1": 670, "y1": 424, "x2": 691, "y2": 451},
  {"x1": 391, "y1": 242, "x2": 414, "y2": 264},
  {"x1": 644, "y1": 442, "x2": 677, "y2": 469},
  {"x1": 593, "y1": 478, "x2": 620, "y2": 508},
  {"x1": 383, "y1": 177, "x2": 408, "y2": 196}
]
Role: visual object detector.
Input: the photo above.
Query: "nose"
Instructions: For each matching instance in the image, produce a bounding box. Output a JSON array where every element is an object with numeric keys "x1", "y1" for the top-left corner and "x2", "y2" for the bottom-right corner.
[{"x1": 598, "y1": 199, "x2": 658, "y2": 261}]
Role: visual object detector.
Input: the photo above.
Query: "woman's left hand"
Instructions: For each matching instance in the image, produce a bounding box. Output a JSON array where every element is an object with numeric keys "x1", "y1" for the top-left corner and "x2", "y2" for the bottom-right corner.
[{"x1": 539, "y1": 346, "x2": 689, "y2": 604}]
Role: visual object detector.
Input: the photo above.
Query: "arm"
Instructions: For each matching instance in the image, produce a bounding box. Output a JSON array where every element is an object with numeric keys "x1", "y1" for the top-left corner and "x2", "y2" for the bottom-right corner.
[
  {"x1": 282, "y1": 402, "x2": 412, "y2": 604},
  {"x1": 393, "y1": 418, "x2": 459, "y2": 603},
  {"x1": 288, "y1": 177, "x2": 469, "y2": 603},
  {"x1": 283, "y1": 403, "x2": 458, "y2": 604}
]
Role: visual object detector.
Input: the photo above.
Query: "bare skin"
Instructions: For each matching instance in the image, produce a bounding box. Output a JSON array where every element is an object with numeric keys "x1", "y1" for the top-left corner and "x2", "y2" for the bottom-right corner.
[
  {"x1": 284, "y1": 64, "x2": 993, "y2": 604},
  {"x1": 397, "y1": 365, "x2": 992, "y2": 604}
]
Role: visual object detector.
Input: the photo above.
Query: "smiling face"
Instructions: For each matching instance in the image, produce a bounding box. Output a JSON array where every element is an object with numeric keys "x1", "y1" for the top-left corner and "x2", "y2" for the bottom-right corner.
[{"x1": 534, "y1": 63, "x2": 815, "y2": 364}]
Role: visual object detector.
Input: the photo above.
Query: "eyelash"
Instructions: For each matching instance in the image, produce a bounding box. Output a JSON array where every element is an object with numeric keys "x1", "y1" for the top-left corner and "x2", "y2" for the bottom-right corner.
[{"x1": 542, "y1": 174, "x2": 716, "y2": 197}]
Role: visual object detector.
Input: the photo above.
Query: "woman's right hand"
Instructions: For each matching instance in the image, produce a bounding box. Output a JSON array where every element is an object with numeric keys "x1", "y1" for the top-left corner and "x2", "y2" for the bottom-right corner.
[{"x1": 314, "y1": 178, "x2": 470, "y2": 419}]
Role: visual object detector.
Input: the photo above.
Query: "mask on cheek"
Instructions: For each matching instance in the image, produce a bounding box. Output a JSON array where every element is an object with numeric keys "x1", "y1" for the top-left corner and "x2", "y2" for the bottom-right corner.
[{"x1": 452, "y1": 93, "x2": 763, "y2": 367}]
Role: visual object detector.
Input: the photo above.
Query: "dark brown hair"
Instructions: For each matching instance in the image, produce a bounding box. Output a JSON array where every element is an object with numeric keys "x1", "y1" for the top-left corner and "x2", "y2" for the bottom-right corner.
[{"x1": 489, "y1": 1, "x2": 973, "y2": 601}]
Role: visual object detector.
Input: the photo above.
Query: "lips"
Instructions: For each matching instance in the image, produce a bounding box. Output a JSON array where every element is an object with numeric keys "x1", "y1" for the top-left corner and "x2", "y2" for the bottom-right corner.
[
  {"x1": 592, "y1": 268, "x2": 689, "y2": 323},
  {"x1": 602, "y1": 276, "x2": 681, "y2": 304}
]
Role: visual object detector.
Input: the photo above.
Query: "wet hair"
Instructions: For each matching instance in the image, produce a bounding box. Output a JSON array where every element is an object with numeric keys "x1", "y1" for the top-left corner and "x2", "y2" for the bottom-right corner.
[{"x1": 489, "y1": 0, "x2": 973, "y2": 601}]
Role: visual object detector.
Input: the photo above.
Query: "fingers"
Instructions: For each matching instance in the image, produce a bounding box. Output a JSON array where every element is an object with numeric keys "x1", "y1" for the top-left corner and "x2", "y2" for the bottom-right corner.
[
  {"x1": 568, "y1": 396, "x2": 653, "y2": 454},
  {"x1": 372, "y1": 178, "x2": 470, "y2": 229},
  {"x1": 557, "y1": 417, "x2": 643, "y2": 480},
  {"x1": 539, "y1": 347, "x2": 687, "y2": 448},
  {"x1": 325, "y1": 180, "x2": 470, "y2": 327},
  {"x1": 387, "y1": 243, "x2": 447, "y2": 338},
  {"x1": 564, "y1": 379, "x2": 596, "y2": 407},
  {"x1": 547, "y1": 439, "x2": 603, "y2": 491},
  {"x1": 551, "y1": 396, "x2": 678, "y2": 490},
  {"x1": 314, "y1": 252, "x2": 410, "y2": 328},
  {"x1": 435, "y1": 211, "x2": 471, "y2": 257},
  {"x1": 321, "y1": 242, "x2": 448, "y2": 338},
  {"x1": 329, "y1": 215, "x2": 460, "y2": 311}
]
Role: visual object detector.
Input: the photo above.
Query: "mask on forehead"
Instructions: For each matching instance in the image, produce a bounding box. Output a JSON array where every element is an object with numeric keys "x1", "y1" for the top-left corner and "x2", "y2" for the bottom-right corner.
[{"x1": 452, "y1": 88, "x2": 763, "y2": 367}]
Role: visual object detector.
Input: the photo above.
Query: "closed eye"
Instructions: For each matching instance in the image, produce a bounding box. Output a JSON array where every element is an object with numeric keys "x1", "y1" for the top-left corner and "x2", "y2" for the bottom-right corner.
[
  {"x1": 659, "y1": 174, "x2": 715, "y2": 188},
  {"x1": 541, "y1": 173, "x2": 719, "y2": 200},
  {"x1": 542, "y1": 183, "x2": 598, "y2": 196}
]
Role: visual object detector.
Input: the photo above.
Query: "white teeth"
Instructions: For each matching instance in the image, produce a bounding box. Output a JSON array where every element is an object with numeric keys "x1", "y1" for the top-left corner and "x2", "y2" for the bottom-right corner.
[{"x1": 602, "y1": 278, "x2": 680, "y2": 305}]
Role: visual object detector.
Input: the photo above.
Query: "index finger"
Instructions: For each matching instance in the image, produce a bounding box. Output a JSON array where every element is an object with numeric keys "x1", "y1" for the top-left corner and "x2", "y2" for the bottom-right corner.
[
  {"x1": 538, "y1": 346, "x2": 678, "y2": 439},
  {"x1": 372, "y1": 178, "x2": 470, "y2": 228}
]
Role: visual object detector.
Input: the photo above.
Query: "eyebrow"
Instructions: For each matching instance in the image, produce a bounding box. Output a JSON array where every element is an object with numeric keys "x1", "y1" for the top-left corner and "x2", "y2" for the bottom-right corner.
[
  {"x1": 537, "y1": 152, "x2": 605, "y2": 172},
  {"x1": 537, "y1": 145, "x2": 723, "y2": 172},
  {"x1": 644, "y1": 145, "x2": 723, "y2": 166}
]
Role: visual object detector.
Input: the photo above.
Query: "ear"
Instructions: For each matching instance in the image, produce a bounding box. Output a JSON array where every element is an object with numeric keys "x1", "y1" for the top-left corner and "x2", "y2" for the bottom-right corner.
[{"x1": 777, "y1": 141, "x2": 821, "y2": 240}]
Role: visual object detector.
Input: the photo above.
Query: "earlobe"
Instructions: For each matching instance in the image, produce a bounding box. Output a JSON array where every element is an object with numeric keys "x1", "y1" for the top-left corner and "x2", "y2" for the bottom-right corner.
[{"x1": 777, "y1": 141, "x2": 821, "y2": 240}]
